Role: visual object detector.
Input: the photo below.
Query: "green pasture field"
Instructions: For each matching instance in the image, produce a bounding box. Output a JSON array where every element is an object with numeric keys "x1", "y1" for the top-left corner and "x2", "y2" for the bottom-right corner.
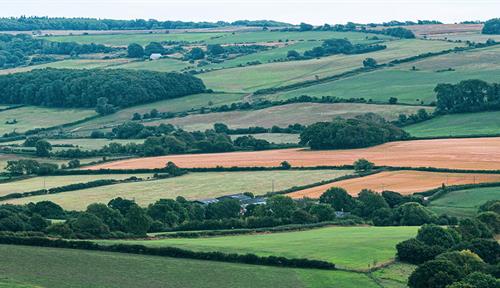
[
  {"x1": 204, "y1": 30, "x2": 394, "y2": 45},
  {"x1": 0, "y1": 59, "x2": 132, "y2": 75},
  {"x1": 230, "y1": 133, "x2": 300, "y2": 144},
  {"x1": 62, "y1": 92, "x2": 246, "y2": 136},
  {"x1": 0, "y1": 278, "x2": 39, "y2": 288},
  {"x1": 3, "y1": 170, "x2": 353, "y2": 210},
  {"x1": 427, "y1": 32, "x2": 500, "y2": 43},
  {"x1": 0, "y1": 174, "x2": 152, "y2": 196},
  {"x1": 371, "y1": 262, "x2": 416, "y2": 288},
  {"x1": 428, "y1": 186, "x2": 500, "y2": 218},
  {"x1": 267, "y1": 45, "x2": 500, "y2": 105},
  {"x1": 405, "y1": 111, "x2": 500, "y2": 137},
  {"x1": 112, "y1": 57, "x2": 193, "y2": 72},
  {"x1": 199, "y1": 39, "x2": 464, "y2": 92},
  {"x1": 147, "y1": 103, "x2": 433, "y2": 131},
  {"x1": 0, "y1": 244, "x2": 378, "y2": 288},
  {"x1": 98, "y1": 226, "x2": 418, "y2": 270},
  {"x1": 44, "y1": 32, "x2": 229, "y2": 46},
  {"x1": 0, "y1": 106, "x2": 96, "y2": 135}
]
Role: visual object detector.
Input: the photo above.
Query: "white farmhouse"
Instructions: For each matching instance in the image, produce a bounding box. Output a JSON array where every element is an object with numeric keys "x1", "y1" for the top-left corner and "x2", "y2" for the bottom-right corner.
[{"x1": 149, "y1": 53, "x2": 162, "y2": 60}]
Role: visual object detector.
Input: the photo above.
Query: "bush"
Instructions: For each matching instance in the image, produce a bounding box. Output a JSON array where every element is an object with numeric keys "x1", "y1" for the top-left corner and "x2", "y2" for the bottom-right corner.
[
  {"x1": 396, "y1": 238, "x2": 445, "y2": 264},
  {"x1": 408, "y1": 259, "x2": 463, "y2": 288}
]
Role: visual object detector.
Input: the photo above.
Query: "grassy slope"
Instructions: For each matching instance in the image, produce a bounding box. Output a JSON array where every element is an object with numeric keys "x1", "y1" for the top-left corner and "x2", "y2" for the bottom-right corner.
[
  {"x1": 0, "y1": 106, "x2": 96, "y2": 135},
  {"x1": 404, "y1": 111, "x2": 500, "y2": 137},
  {"x1": 99, "y1": 226, "x2": 418, "y2": 270},
  {"x1": 0, "y1": 174, "x2": 152, "y2": 196},
  {"x1": 146, "y1": 103, "x2": 433, "y2": 131},
  {"x1": 63, "y1": 92, "x2": 245, "y2": 136},
  {"x1": 268, "y1": 45, "x2": 500, "y2": 105},
  {"x1": 199, "y1": 39, "x2": 463, "y2": 92},
  {"x1": 428, "y1": 186, "x2": 500, "y2": 218},
  {"x1": 371, "y1": 262, "x2": 416, "y2": 288},
  {"x1": 0, "y1": 59, "x2": 133, "y2": 75},
  {"x1": 0, "y1": 245, "x2": 378, "y2": 288},
  {"x1": 4, "y1": 170, "x2": 353, "y2": 210},
  {"x1": 44, "y1": 32, "x2": 229, "y2": 46}
]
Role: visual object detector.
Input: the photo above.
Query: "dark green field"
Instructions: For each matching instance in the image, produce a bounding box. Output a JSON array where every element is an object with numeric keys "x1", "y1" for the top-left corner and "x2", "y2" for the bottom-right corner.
[{"x1": 0, "y1": 245, "x2": 379, "y2": 288}]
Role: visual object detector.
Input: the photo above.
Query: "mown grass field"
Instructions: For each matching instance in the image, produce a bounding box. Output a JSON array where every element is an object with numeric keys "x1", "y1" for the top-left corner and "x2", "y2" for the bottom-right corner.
[
  {"x1": 405, "y1": 111, "x2": 500, "y2": 137},
  {"x1": 0, "y1": 245, "x2": 378, "y2": 288},
  {"x1": 267, "y1": 45, "x2": 500, "y2": 105},
  {"x1": 98, "y1": 226, "x2": 418, "y2": 270},
  {"x1": 4, "y1": 170, "x2": 353, "y2": 210},
  {"x1": 428, "y1": 186, "x2": 500, "y2": 218},
  {"x1": 63, "y1": 92, "x2": 245, "y2": 136},
  {"x1": 0, "y1": 106, "x2": 96, "y2": 135},
  {"x1": 0, "y1": 59, "x2": 132, "y2": 75},
  {"x1": 199, "y1": 39, "x2": 463, "y2": 92},
  {"x1": 148, "y1": 103, "x2": 433, "y2": 131},
  {"x1": 0, "y1": 174, "x2": 152, "y2": 196},
  {"x1": 113, "y1": 57, "x2": 193, "y2": 72}
]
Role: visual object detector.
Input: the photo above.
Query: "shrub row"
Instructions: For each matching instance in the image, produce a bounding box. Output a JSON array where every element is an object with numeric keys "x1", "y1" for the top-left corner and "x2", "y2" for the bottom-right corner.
[{"x1": 0, "y1": 235, "x2": 336, "y2": 270}]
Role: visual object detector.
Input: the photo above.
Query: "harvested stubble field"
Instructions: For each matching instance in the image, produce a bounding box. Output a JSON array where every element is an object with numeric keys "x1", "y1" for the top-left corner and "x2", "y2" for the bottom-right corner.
[
  {"x1": 86, "y1": 137, "x2": 500, "y2": 171},
  {"x1": 3, "y1": 170, "x2": 352, "y2": 210},
  {"x1": 287, "y1": 170, "x2": 500, "y2": 198}
]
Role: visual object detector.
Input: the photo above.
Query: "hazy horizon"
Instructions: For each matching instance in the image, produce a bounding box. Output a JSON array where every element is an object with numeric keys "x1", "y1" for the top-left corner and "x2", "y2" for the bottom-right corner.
[{"x1": 2, "y1": 0, "x2": 499, "y2": 26}]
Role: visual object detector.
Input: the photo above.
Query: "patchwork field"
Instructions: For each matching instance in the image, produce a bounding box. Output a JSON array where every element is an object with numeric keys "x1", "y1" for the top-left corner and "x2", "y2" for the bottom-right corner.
[
  {"x1": 86, "y1": 137, "x2": 500, "y2": 171},
  {"x1": 0, "y1": 174, "x2": 152, "y2": 196},
  {"x1": 98, "y1": 226, "x2": 418, "y2": 270},
  {"x1": 405, "y1": 111, "x2": 500, "y2": 137},
  {"x1": 146, "y1": 103, "x2": 433, "y2": 131},
  {"x1": 0, "y1": 245, "x2": 378, "y2": 288},
  {"x1": 199, "y1": 39, "x2": 463, "y2": 92},
  {"x1": 3, "y1": 170, "x2": 352, "y2": 210},
  {"x1": 64, "y1": 92, "x2": 245, "y2": 136},
  {"x1": 428, "y1": 186, "x2": 500, "y2": 218},
  {"x1": 265, "y1": 45, "x2": 500, "y2": 105},
  {"x1": 0, "y1": 106, "x2": 96, "y2": 135},
  {"x1": 287, "y1": 170, "x2": 500, "y2": 198}
]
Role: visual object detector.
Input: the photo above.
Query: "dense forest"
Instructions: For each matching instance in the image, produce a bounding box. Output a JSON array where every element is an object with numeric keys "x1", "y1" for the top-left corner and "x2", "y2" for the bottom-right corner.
[
  {"x1": 300, "y1": 114, "x2": 409, "y2": 149},
  {"x1": 0, "y1": 17, "x2": 290, "y2": 31},
  {"x1": 482, "y1": 18, "x2": 500, "y2": 34},
  {"x1": 435, "y1": 79, "x2": 500, "y2": 113},
  {"x1": 0, "y1": 68, "x2": 206, "y2": 110},
  {"x1": 0, "y1": 33, "x2": 115, "y2": 68}
]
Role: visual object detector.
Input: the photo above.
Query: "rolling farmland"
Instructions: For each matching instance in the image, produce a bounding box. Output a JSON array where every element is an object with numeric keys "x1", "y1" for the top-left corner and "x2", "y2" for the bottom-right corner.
[
  {"x1": 86, "y1": 137, "x2": 500, "y2": 170},
  {"x1": 2, "y1": 170, "x2": 352, "y2": 210},
  {"x1": 428, "y1": 186, "x2": 500, "y2": 217},
  {"x1": 287, "y1": 170, "x2": 500, "y2": 198},
  {"x1": 98, "y1": 226, "x2": 418, "y2": 270}
]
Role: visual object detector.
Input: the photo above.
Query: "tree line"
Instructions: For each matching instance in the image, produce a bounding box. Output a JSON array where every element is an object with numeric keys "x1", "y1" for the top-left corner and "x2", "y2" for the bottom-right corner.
[
  {"x1": 0, "y1": 68, "x2": 206, "y2": 111},
  {"x1": 482, "y1": 18, "x2": 500, "y2": 35},
  {"x1": 293, "y1": 38, "x2": 386, "y2": 59},
  {"x1": 435, "y1": 79, "x2": 500, "y2": 114},
  {"x1": 396, "y1": 200, "x2": 500, "y2": 288},
  {"x1": 0, "y1": 33, "x2": 115, "y2": 68},
  {"x1": 0, "y1": 17, "x2": 290, "y2": 31}
]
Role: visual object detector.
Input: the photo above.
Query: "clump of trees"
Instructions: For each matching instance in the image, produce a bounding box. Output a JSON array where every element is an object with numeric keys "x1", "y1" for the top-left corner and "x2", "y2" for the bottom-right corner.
[
  {"x1": 435, "y1": 79, "x2": 500, "y2": 113},
  {"x1": 302, "y1": 38, "x2": 386, "y2": 58},
  {"x1": 0, "y1": 68, "x2": 206, "y2": 110},
  {"x1": 396, "y1": 201, "x2": 500, "y2": 288},
  {"x1": 482, "y1": 18, "x2": 500, "y2": 34},
  {"x1": 0, "y1": 33, "x2": 115, "y2": 69},
  {"x1": 299, "y1": 113, "x2": 409, "y2": 149}
]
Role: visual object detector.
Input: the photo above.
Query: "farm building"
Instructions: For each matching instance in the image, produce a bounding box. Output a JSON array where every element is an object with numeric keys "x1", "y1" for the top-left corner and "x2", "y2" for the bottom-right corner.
[{"x1": 149, "y1": 53, "x2": 162, "y2": 60}]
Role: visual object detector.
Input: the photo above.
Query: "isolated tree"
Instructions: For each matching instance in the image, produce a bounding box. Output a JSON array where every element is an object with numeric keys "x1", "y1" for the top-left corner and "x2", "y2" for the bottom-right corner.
[
  {"x1": 353, "y1": 158, "x2": 374, "y2": 173},
  {"x1": 187, "y1": 47, "x2": 205, "y2": 60},
  {"x1": 319, "y1": 187, "x2": 356, "y2": 212},
  {"x1": 144, "y1": 42, "x2": 165, "y2": 56},
  {"x1": 127, "y1": 43, "x2": 144, "y2": 58},
  {"x1": 287, "y1": 50, "x2": 300, "y2": 58},
  {"x1": 280, "y1": 161, "x2": 292, "y2": 169},
  {"x1": 363, "y1": 57, "x2": 377, "y2": 68},
  {"x1": 35, "y1": 140, "x2": 52, "y2": 157},
  {"x1": 207, "y1": 44, "x2": 225, "y2": 55},
  {"x1": 389, "y1": 97, "x2": 398, "y2": 104}
]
